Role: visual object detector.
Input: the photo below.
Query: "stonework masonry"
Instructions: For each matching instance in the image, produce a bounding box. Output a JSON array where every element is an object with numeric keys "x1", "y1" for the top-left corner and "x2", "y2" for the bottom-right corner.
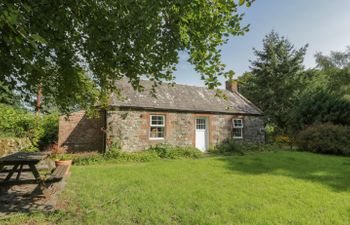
[
  {"x1": 106, "y1": 108, "x2": 264, "y2": 152},
  {"x1": 59, "y1": 109, "x2": 264, "y2": 152}
]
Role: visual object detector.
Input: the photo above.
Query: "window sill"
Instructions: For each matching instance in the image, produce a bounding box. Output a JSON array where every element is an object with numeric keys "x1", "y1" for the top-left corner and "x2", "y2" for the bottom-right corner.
[
  {"x1": 233, "y1": 137, "x2": 243, "y2": 139},
  {"x1": 149, "y1": 138, "x2": 165, "y2": 141}
]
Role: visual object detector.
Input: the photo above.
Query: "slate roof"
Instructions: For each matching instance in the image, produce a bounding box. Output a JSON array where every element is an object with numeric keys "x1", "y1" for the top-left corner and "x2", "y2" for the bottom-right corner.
[{"x1": 110, "y1": 80, "x2": 263, "y2": 115}]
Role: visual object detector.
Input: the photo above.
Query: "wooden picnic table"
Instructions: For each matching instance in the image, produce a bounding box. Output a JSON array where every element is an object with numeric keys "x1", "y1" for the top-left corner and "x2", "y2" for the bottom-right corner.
[{"x1": 0, "y1": 152, "x2": 50, "y2": 186}]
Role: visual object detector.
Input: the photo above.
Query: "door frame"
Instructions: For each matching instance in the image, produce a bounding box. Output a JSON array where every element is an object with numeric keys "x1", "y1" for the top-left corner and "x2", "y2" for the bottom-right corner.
[{"x1": 195, "y1": 117, "x2": 209, "y2": 151}]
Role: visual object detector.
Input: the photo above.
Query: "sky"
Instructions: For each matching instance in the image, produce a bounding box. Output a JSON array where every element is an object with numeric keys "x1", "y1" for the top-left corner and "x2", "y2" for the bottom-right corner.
[{"x1": 174, "y1": 0, "x2": 350, "y2": 87}]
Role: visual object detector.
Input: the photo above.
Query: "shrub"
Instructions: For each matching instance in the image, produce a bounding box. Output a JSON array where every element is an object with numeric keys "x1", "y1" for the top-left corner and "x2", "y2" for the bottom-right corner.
[
  {"x1": 73, "y1": 154, "x2": 104, "y2": 166},
  {"x1": 296, "y1": 123, "x2": 350, "y2": 156},
  {"x1": 72, "y1": 144, "x2": 203, "y2": 166},
  {"x1": 212, "y1": 138, "x2": 282, "y2": 154},
  {"x1": 213, "y1": 139, "x2": 243, "y2": 154},
  {"x1": 275, "y1": 135, "x2": 291, "y2": 145},
  {"x1": 0, "y1": 103, "x2": 32, "y2": 137},
  {"x1": 172, "y1": 146, "x2": 203, "y2": 158},
  {"x1": 0, "y1": 104, "x2": 59, "y2": 151},
  {"x1": 38, "y1": 114, "x2": 59, "y2": 150},
  {"x1": 118, "y1": 151, "x2": 160, "y2": 162},
  {"x1": 72, "y1": 151, "x2": 161, "y2": 166},
  {"x1": 103, "y1": 142, "x2": 122, "y2": 159},
  {"x1": 293, "y1": 89, "x2": 350, "y2": 129},
  {"x1": 148, "y1": 144, "x2": 202, "y2": 159},
  {"x1": 275, "y1": 134, "x2": 296, "y2": 149},
  {"x1": 0, "y1": 104, "x2": 41, "y2": 151}
]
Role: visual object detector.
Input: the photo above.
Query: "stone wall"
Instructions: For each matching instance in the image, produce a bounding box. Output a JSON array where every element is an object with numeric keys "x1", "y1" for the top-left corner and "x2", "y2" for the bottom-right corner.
[
  {"x1": 106, "y1": 110, "x2": 195, "y2": 151},
  {"x1": 58, "y1": 110, "x2": 105, "y2": 152},
  {"x1": 0, "y1": 138, "x2": 32, "y2": 157},
  {"x1": 106, "y1": 108, "x2": 265, "y2": 151},
  {"x1": 209, "y1": 114, "x2": 265, "y2": 145},
  {"x1": 243, "y1": 116, "x2": 265, "y2": 143}
]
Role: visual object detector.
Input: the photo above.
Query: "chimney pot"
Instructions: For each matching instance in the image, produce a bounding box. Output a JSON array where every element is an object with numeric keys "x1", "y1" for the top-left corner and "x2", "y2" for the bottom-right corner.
[{"x1": 225, "y1": 80, "x2": 238, "y2": 92}]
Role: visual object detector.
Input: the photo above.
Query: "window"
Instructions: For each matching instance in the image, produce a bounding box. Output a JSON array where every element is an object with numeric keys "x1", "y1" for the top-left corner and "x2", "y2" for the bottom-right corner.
[
  {"x1": 233, "y1": 119, "x2": 243, "y2": 139},
  {"x1": 196, "y1": 118, "x2": 206, "y2": 130},
  {"x1": 150, "y1": 115, "x2": 165, "y2": 139}
]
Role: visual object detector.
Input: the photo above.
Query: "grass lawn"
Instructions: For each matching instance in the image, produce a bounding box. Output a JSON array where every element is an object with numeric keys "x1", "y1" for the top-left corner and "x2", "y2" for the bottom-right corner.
[{"x1": 4, "y1": 151, "x2": 350, "y2": 225}]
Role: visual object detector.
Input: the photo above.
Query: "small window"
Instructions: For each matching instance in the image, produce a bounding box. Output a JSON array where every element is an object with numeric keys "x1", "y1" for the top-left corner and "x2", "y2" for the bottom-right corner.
[
  {"x1": 150, "y1": 115, "x2": 165, "y2": 139},
  {"x1": 233, "y1": 119, "x2": 243, "y2": 128},
  {"x1": 196, "y1": 118, "x2": 206, "y2": 130},
  {"x1": 233, "y1": 119, "x2": 243, "y2": 139}
]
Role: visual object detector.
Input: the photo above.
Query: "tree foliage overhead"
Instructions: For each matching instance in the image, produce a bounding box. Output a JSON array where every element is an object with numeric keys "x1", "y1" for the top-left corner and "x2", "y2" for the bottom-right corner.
[
  {"x1": 0, "y1": 0, "x2": 253, "y2": 112},
  {"x1": 238, "y1": 31, "x2": 308, "y2": 132}
]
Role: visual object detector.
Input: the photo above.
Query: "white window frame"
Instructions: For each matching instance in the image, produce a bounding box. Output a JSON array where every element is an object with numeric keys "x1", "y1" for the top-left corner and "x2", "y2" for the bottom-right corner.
[
  {"x1": 233, "y1": 119, "x2": 243, "y2": 139},
  {"x1": 149, "y1": 115, "x2": 165, "y2": 140}
]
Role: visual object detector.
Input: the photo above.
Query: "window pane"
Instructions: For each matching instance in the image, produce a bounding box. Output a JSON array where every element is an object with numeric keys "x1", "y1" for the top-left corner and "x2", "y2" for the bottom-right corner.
[
  {"x1": 196, "y1": 119, "x2": 206, "y2": 129},
  {"x1": 233, "y1": 119, "x2": 243, "y2": 128},
  {"x1": 150, "y1": 127, "x2": 165, "y2": 138},
  {"x1": 233, "y1": 128, "x2": 242, "y2": 138},
  {"x1": 151, "y1": 115, "x2": 164, "y2": 126}
]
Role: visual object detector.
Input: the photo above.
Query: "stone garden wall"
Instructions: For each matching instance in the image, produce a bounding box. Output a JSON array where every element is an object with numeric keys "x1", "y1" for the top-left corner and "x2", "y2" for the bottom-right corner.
[{"x1": 0, "y1": 138, "x2": 32, "y2": 157}]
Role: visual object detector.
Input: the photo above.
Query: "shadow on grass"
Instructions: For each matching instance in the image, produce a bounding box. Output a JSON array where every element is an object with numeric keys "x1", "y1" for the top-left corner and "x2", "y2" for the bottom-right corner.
[
  {"x1": 0, "y1": 170, "x2": 67, "y2": 216},
  {"x1": 0, "y1": 185, "x2": 54, "y2": 215},
  {"x1": 217, "y1": 151, "x2": 350, "y2": 192}
]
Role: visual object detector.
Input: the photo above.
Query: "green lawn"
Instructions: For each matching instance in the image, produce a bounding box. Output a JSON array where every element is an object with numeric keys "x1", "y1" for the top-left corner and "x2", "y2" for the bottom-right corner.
[{"x1": 4, "y1": 151, "x2": 350, "y2": 225}]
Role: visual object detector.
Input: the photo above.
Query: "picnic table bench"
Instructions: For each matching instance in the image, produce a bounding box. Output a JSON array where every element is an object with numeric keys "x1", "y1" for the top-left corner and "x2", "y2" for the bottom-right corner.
[
  {"x1": 0, "y1": 152, "x2": 68, "y2": 188},
  {"x1": 46, "y1": 165, "x2": 69, "y2": 183}
]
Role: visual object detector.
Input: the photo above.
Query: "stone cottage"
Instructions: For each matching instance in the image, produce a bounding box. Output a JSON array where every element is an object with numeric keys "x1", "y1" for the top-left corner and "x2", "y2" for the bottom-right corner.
[{"x1": 58, "y1": 80, "x2": 264, "y2": 152}]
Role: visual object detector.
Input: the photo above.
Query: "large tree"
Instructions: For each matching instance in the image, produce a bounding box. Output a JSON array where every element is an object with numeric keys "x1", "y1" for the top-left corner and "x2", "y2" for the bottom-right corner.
[
  {"x1": 290, "y1": 48, "x2": 350, "y2": 129},
  {"x1": 314, "y1": 47, "x2": 350, "y2": 97},
  {"x1": 0, "y1": 0, "x2": 253, "y2": 112},
  {"x1": 238, "y1": 31, "x2": 308, "y2": 132}
]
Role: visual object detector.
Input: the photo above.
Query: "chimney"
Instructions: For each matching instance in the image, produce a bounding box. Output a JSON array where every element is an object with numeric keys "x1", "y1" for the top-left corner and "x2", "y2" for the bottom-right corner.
[{"x1": 225, "y1": 79, "x2": 238, "y2": 92}]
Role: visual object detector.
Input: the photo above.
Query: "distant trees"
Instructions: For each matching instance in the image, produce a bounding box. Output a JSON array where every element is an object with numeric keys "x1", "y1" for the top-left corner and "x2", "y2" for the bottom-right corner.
[
  {"x1": 291, "y1": 48, "x2": 350, "y2": 130},
  {"x1": 292, "y1": 89, "x2": 350, "y2": 129},
  {"x1": 314, "y1": 47, "x2": 350, "y2": 97},
  {"x1": 315, "y1": 46, "x2": 350, "y2": 69},
  {"x1": 239, "y1": 31, "x2": 350, "y2": 142}
]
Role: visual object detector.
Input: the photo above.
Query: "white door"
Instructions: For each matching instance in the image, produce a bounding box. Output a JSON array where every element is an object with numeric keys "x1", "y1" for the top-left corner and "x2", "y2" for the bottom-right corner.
[{"x1": 195, "y1": 118, "x2": 208, "y2": 152}]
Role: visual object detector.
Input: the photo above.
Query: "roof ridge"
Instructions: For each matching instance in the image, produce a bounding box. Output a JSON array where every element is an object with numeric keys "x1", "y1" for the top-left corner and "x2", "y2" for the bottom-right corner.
[{"x1": 139, "y1": 79, "x2": 212, "y2": 90}]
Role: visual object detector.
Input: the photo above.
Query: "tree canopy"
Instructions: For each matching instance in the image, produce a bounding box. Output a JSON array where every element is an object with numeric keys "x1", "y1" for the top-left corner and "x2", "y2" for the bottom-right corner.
[
  {"x1": 0, "y1": 0, "x2": 253, "y2": 112},
  {"x1": 315, "y1": 46, "x2": 350, "y2": 70},
  {"x1": 290, "y1": 48, "x2": 350, "y2": 130},
  {"x1": 292, "y1": 89, "x2": 350, "y2": 128},
  {"x1": 314, "y1": 47, "x2": 350, "y2": 98},
  {"x1": 239, "y1": 32, "x2": 350, "y2": 137},
  {"x1": 238, "y1": 31, "x2": 308, "y2": 132}
]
